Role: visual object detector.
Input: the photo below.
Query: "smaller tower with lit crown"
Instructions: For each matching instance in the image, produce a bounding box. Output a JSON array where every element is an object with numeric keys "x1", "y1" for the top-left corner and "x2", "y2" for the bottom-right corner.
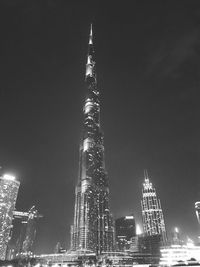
[{"x1": 141, "y1": 170, "x2": 167, "y2": 245}]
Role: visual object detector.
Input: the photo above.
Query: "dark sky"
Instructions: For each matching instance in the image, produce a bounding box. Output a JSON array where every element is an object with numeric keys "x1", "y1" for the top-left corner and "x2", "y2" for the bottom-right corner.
[{"x1": 0, "y1": 0, "x2": 200, "y2": 254}]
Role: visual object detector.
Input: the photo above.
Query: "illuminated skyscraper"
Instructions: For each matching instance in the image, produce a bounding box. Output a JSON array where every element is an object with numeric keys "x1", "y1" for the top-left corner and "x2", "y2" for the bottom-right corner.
[
  {"x1": 195, "y1": 202, "x2": 200, "y2": 225},
  {"x1": 0, "y1": 174, "x2": 20, "y2": 260},
  {"x1": 141, "y1": 171, "x2": 167, "y2": 245},
  {"x1": 71, "y1": 25, "x2": 115, "y2": 255},
  {"x1": 115, "y1": 216, "x2": 136, "y2": 251}
]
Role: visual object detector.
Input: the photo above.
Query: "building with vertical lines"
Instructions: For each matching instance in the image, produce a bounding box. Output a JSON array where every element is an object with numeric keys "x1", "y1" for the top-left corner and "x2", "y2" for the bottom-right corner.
[{"x1": 141, "y1": 171, "x2": 167, "y2": 245}]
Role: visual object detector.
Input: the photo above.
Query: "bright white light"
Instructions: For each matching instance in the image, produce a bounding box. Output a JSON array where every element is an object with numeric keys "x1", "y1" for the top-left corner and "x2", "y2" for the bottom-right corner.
[
  {"x1": 84, "y1": 99, "x2": 93, "y2": 113},
  {"x1": 195, "y1": 201, "x2": 200, "y2": 207},
  {"x1": 187, "y1": 237, "x2": 194, "y2": 247},
  {"x1": 187, "y1": 242, "x2": 195, "y2": 248},
  {"x1": 136, "y1": 224, "x2": 142, "y2": 235},
  {"x1": 160, "y1": 244, "x2": 200, "y2": 265},
  {"x1": 125, "y1": 216, "x2": 134, "y2": 219},
  {"x1": 86, "y1": 63, "x2": 93, "y2": 77},
  {"x1": 3, "y1": 174, "x2": 16, "y2": 181},
  {"x1": 83, "y1": 137, "x2": 93, "y2": 152},
  {"x1": 174, "y1": 227, "x2": 179, "y2": 233}
]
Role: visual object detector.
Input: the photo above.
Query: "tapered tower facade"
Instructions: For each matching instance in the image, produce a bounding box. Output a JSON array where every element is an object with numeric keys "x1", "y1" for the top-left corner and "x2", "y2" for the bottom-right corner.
[
  {"x1": 141, "y1": 171, "x2": 167, "y2": 245},
  {"x1": 71, "y1": 26, "x2": 115, "y2": 255}
]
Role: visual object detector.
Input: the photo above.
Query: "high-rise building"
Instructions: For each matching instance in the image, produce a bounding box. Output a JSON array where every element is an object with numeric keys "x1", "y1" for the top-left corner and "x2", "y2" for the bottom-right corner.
[
  {"x1": 0, "y1": 174, "x2": 20, "y2": 260},
  {"x1": 195, "y1": 202, "x2": 200, "y2": 225},
  {"x1": 115, "y1": 216, "x2": 136, "y2": 251},
  {"x1": 71, "y1": 25, "x2": 115, "y2": 255},
  {"x1": 14, "y1": 206, "x2": 42, "y2": 257},
  {"x1": 141, "y1": 170, "x2": 167, "y2": 245}
]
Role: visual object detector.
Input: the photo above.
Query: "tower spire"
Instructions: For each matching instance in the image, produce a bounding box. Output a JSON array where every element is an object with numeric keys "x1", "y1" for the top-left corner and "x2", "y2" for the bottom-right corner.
[
  {"x1": 89, "y1": 23, "x2": 93, "y2": 45},
  {"x1": 144, "y1": 169, "x2": 149, "y2": 181},
  {"x1": 86, "y1": 24, "x2": 96, "y2": 80}
]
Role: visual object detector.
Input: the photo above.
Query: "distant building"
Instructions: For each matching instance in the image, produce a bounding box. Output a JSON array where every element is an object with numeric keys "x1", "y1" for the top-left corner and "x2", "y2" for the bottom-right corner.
[
  {"x1": 54, "y1": 242, "x2": 61, "y2": 254},
  {"x1": 130, "y1": 236, "x2": 139, "y2": 252},
  {"x1": 5, "y1": 243, "x2": 15, "y2": 260},
  {"x1": 141, "y1": 170, "x2": 167, "y2": 245},
  {"x1": 15, "y1": 221, "x2": 27, "y2": 256},
  {"x1": 115, "y1": 216, "x2": 136, "y2": 251},
  {"x1": 171, "y1": 227, "x2": 183, "y2": 245},
  {"x1": 0, "y1": 174, "x2": 20, "y2": 260},
  {"x1": 138, "y1": 234, "x2": 162, "y2": 262},
  {"x1": 195, "y1": 202, "x2": 200, "y2": 225},
  {"x1": 14, "y1": 206, "x2": 42, "y2": 257},
  {"x1": 54, "y1": 242, "x2": 66, "y2": 254}
]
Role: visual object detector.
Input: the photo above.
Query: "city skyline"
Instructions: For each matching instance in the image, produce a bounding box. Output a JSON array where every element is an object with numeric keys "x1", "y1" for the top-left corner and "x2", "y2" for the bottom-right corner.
[{"x1": 0, "y1": 1, "x2": 199, "y2": 254}]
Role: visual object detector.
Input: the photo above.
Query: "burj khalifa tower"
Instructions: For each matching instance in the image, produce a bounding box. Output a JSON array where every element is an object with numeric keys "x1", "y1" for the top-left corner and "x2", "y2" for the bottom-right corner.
[{"x1": 71, "y1": 25, "x2": 115, "y2": 255}]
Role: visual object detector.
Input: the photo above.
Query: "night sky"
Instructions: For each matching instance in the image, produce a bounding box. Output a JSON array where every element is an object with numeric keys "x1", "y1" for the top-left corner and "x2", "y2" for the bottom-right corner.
[{"x1": 0, "y1": 0, "x2": 200, "y2": 254}]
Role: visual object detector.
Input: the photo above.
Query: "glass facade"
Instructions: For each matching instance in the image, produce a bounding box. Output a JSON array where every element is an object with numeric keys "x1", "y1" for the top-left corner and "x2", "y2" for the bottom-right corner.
[
  {"x1": 0, "y1": 175, "x2": 20, "y2": 260},
  {"x1": 71, "y1": 26, "x2": 115, "y2": 255},
  {"x1": 115, "y1": 216, "x2": 136, "y2": 251},
  {"x1": 15, "y1": 206, "x2": 40, "y2": 256},
  {"x1": 141, "y1": 170, "x2": 167, "y2": 245}
]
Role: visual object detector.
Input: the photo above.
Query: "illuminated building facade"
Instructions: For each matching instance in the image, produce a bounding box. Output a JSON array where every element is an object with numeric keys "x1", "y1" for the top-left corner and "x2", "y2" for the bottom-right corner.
[
  {"x1": 160, "y1": 244, "x2": 200, "y2": 266},
  {"x1": 141, "y1": 171, "x2": 167, "y2": 245},
  {"x1": 195, "y1": 202, "x2": 200, "y2": 225},
  {"x1": 0, "y1": 174, "x2": 20, "y2": 260},
  {"x1": 115, "y1": 216, "x2": 136, "y2": 251},
  {"x1": 71, "y1": 25, "x2": 115, "y2": 254}
]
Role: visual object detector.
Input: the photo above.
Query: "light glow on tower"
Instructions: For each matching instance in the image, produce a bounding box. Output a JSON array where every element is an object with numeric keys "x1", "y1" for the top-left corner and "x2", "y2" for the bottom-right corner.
[
  {"x1": 3, "y1": 174, "x2": 16, "y2": 181},
  {"x1": 136, "y1": 224, "x2": 142, "y2": 235},
  {"x1": 174, "y1": 227, "x2": 179, "y2": 233},
  {"x1": 195, "y1": 201, "x2": 200, "y2": 225}
]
